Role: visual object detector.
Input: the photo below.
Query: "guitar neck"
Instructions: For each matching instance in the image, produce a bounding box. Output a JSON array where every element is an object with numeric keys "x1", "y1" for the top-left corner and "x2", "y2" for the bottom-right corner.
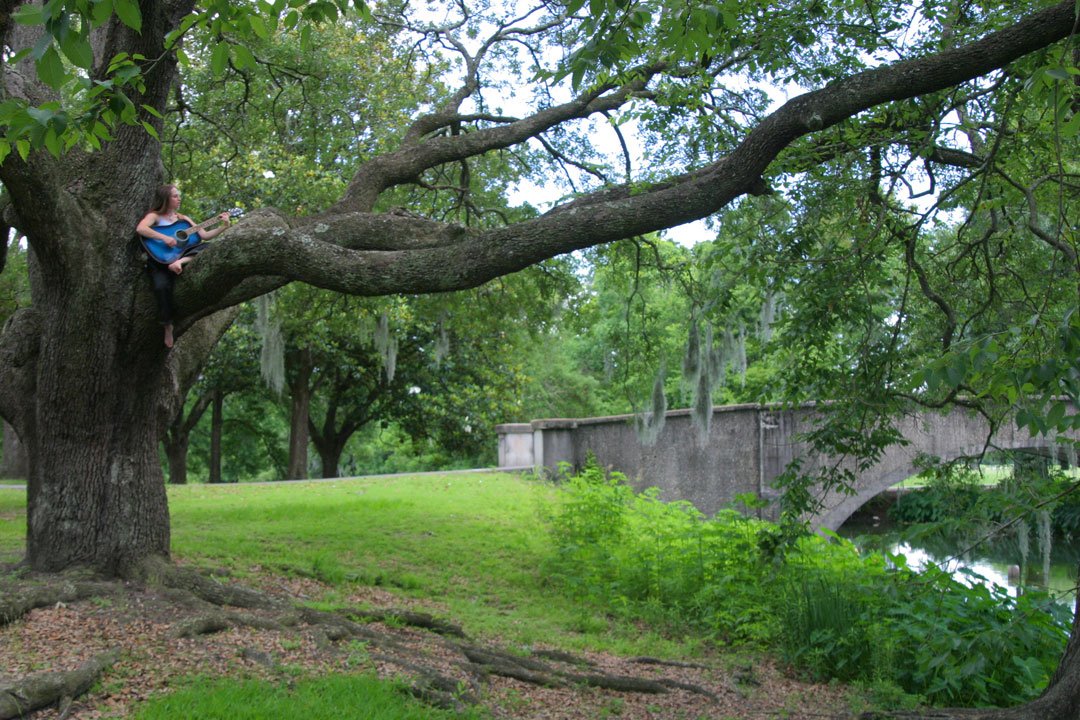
[
  {"x1": 175, "y1": 213, "x2": 228, "y2": 242},
  {"x1": 187, "y1": 215, "x2": 223, "y2": 235}
]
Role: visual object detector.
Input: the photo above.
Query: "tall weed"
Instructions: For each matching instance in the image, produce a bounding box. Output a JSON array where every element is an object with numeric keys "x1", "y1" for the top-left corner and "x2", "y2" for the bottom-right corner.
[{"x1": 542, "y1": 463, "x2": 1070, "y2": 707}]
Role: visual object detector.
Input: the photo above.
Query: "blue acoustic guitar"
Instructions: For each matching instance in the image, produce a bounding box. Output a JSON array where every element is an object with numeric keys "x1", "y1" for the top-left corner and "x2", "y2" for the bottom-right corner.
[{"x1": 140, "y1": 208, "x2": 244, "y2": 264}]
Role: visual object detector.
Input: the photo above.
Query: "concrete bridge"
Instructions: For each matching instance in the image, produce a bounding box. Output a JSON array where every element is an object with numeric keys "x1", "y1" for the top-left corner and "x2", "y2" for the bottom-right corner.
[{"x1": 496, "y1": 403, "x2": 1074, "y2": 530}]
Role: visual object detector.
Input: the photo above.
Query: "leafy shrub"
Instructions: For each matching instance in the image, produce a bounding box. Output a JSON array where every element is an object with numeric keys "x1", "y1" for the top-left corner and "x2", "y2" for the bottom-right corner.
[
  {"x1": 889, "y1": 462, "x2": 983, "y2": 524},
  {"x1": 542, "y1": 458, "x2": 776, "y2": 643},
  {"x1": 543, "y1": 463, "x2": 1070, "y2": 707},
  {"x1": 1051, "y1": 486, "x2": 1080, "y2": 538}
]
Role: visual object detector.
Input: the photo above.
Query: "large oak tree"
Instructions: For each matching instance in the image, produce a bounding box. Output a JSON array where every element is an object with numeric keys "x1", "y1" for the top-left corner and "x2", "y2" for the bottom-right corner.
[{"x1": 0, "y1": 0, "x2": 1078, "y2": 715}]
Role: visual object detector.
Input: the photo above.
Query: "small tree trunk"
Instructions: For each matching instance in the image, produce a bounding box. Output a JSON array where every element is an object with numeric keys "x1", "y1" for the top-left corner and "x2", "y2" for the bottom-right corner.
[
  {"x1": 1, "y1": 420, "x2": 27, "y2": 479},
  {"x1": 286, "y1": 348, "x2": 313, "y2": 480},
  {"x1": 316, "y1": 442, "x2": 343, "y2": 480},
  {"x1": 208, "y1": 389, "x2": 224, "y2": 483},
  {"x1": 164, "y1": 436, "x2": 189, "y2": 485}
]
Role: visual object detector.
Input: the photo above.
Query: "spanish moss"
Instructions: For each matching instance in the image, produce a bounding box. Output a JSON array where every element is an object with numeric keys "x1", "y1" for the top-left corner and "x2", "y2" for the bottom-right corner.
[
  {"x1": 636, "y1": 363, "x2": 667, "y2": 447},
  {"x1": 255, "y1": 293, "x2": 285, "y2": 396}
]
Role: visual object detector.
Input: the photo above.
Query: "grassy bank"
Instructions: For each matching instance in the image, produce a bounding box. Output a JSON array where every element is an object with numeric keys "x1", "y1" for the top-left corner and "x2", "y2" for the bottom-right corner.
[
  {"x1": 166, "y1": 472, "x2": 693, "y2": 655},
  {"x1": 0, "y1": 473, "x2": 728, "y2": 719}
]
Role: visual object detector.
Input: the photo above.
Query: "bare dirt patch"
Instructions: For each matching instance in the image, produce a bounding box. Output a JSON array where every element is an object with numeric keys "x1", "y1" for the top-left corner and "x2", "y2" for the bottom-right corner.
[{"x1": 1, "y1": 573, "x2": 854, "y2": 719}]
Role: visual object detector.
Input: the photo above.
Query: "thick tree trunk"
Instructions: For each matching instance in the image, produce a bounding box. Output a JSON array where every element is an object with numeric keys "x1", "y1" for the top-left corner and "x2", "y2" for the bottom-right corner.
[
  {"x1": 209, "y1": 389, "x2": 224, "y2": 483},
  {"x1": 1, "y1": 420, "x2": 27, "y2": 479},
  {"x1": 25, "y1": 304, "x2": 172, "y2": 575},
  {"x1": 286, "y1": 348, "x2": 313, "y2": 480}
]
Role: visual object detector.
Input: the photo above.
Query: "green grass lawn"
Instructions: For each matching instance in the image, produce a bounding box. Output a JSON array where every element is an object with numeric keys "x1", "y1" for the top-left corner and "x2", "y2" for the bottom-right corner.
[
  {"x1": 0, "y1": 473, "x2": 692, "y2": 657},
  {"x1": 2, "y1": 473, "x2": 708, "y2": 718},
  {"x1": 130, "y1": 673, "x2": 485, "y2": 720},
  {"x1": 169, "y1": 473, "x2": 694, "y2": 656}
]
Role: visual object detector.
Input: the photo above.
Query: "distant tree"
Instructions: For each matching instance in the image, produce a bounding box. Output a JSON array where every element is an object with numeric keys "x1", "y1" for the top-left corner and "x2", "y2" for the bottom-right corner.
[{"x1": 163, "y1": 311, "x2": 264, "y2": 483}]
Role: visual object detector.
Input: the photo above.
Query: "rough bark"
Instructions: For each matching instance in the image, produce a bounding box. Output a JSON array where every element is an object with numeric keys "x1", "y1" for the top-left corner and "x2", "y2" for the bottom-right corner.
[
  {"x1": 0, "y1": 576, "x2": 118, "y2": 626},
  {"x1": 0, "y1": 650, "x2": 119, "y2": 720},
  {"x1": 0, "y1": 421, "x2": 26, "y2": 479}
]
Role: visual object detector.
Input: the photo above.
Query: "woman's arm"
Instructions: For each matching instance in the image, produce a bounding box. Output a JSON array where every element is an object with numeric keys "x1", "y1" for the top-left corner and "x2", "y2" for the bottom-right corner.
[
  {"x1": 135, "y1": 213, "x2": 177, "y2": 247},
  {"x1": 198, "y1": 212, "x2": 232, "y2": 240}
]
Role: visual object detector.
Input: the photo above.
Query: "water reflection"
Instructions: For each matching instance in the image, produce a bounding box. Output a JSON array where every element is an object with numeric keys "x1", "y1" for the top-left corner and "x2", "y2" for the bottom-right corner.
[{"x1": 839, "y1": 519, "x2": 1079, "y2": 607}]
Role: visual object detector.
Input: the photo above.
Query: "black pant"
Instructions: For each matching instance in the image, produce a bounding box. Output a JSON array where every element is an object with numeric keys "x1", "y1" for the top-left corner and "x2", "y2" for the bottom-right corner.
[{"x1": 145, "y1": 244, "x2": 205, "y2": 324}]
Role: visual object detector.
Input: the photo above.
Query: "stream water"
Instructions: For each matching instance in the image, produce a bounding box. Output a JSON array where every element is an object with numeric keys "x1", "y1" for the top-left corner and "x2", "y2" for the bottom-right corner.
[{"x1": 838, "y1": 515, "x2": 1079, "y2": 607}]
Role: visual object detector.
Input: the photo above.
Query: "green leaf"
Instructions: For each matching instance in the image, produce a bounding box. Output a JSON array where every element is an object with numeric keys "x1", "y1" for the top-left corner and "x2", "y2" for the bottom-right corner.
[
  {"x1": 43, "y1": 128, "x2": 61, "y2": 158},
  {"x1": 140, "y1": 121, "x2": 159, "y2": 140},
  {"x1": 248, "y1": 14, "x2": 269, "y2": 39},
  {"x1": 944, "y1": 363, "x2": 965, "y2": 389},
  {"x1": 232, "y1": 44, "x2": 257, "y2": 70},
  {"x1": 26, "y1": 106, "x2": 54, "y2": 126},
  {"x1": 91, "y1": 0, "x2": 114, "y2": 27},
  {"x1": 60, "y1": 30, "x2": 94, "y2": 69},
  {"x1": 210, "y1": 42, "x2": 230, "y2": 76},
  {"x1": 140, "y1": 104, "x2": 163, "y2": 119},
  {"x1": 113, "y1": 0, "x2": 142, "y2": 31},
  {"x1": 35, "y1": 45, "x2": 68, "y2": 90},
  {"x1": 1047, "y1": 401, "x2": 1066, "y2": 429},
  {"x1": 1061, "y1": 112, "x2": 1080, "y2": 138},
  {"x1": 12, "y1": 5, "x2": 45, "y2": 25}
]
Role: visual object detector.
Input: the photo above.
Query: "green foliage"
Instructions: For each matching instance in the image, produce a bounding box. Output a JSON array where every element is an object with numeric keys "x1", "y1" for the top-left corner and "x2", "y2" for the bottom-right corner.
[
  {"x1": 543, "y1": 457, "x2": 781, "y2": 643},
  {"x1": 889, "y1": 460, "x2": 984, "y2": 525},
  {"x1": 130, "y1": 672, "x2": 480, "y2": 720},
  {"x1": 543, "y1": 464, "x2": 1070, "y2": 707},
  {"x1": 778, "y1": 575, "x2": 880, "y2": 682},
  {"x1": 0, "y1": 241, "x2": 30, "y2": 324},
  {"x1": 343, "y1": 422, "x2": 489, "y2": 475},
  {"x1": 1, "y1": 0, "x2": 370, "y2": 161}
]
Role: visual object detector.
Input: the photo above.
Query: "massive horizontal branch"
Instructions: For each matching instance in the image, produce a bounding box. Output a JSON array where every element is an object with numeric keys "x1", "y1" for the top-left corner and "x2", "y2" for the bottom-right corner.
[{"x1": 174, "y1": 1, "x2": 1078, "y2": 319}]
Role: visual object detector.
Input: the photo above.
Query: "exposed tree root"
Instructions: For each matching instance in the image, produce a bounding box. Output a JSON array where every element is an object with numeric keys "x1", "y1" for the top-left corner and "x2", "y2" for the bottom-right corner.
[
  {"x1": 136, "y1": 557, "x2": 281, "y2": 611},
  {"x1": 341, "y1": 607, "x2": 467, "y2": 638},
  {"x1": 629, "y1": 656, "x2": 710, "y2": 669},
  {"x1": 372, "y1": 652, "x2": 482, "y2": 711},
  {"x1": 455, "y1": 644, "x2": 717, "y2": 698},
  {"x1": 0, "y1": 573, "x2": 117, "y2": 627},
  {"x1": 169, "y1": 610, "x2": 290, "y2": 638},
  {"x1": 0, "y1": 650, "x2": 118, "y2": 719},
  {"x1": 0, "y1": 562, "x2": 741, "y2": 716}
]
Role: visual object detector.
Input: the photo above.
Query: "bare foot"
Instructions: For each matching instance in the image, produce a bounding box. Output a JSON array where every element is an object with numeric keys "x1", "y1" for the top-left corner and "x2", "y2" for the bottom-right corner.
[{"x1": 164, "y1": 324, "x2": 174, "y2": 348}]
